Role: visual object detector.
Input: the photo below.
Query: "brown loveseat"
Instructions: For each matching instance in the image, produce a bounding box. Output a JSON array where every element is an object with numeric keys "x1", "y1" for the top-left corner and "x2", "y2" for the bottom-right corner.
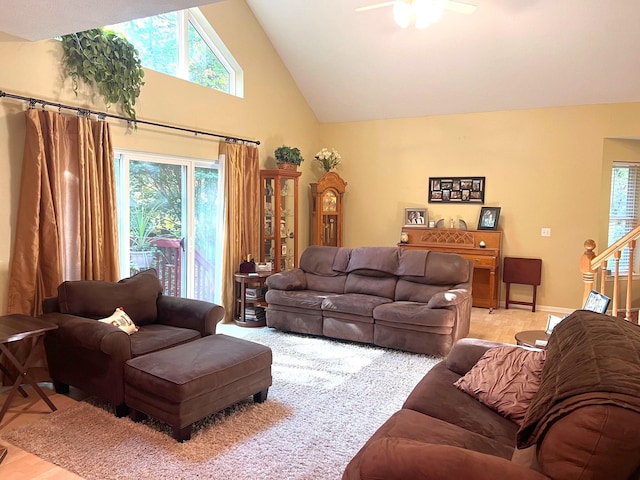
[
  {"x1": 265, "y1": 245, "x2": 473, "y2": 356},
  {"x1": 343, "y1": 310, "x2": 640, "y2": 480},
  {"x1": 40, "y1": 269, "x2": 225, "y2": 415}
]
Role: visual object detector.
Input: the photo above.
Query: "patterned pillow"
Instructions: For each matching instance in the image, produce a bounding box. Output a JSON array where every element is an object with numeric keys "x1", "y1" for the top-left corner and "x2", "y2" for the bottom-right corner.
[
  {"x1": 98, "y1": 307, "x2": 139, "y2": 335},
  {"x1": 454, "y1": 345, "x2": 546, "y2": 425}
]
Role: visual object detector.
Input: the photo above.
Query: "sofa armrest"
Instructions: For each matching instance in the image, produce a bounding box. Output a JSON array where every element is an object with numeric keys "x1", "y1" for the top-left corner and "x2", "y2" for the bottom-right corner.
[
  {"x1": 356, "y1": 438, "x2": 550, "y2": 480},
  {"x1": 426, "y1": 288, "x2": 470, "y2": 308},
  {"x1": 40, "y1": 312, "x2": 131, "y2": 358},
  {"x1": 265, "y1": 268, "x2": 307, "y2": 290},
  {"x1": 156, "y1": 295, "x2": 224, "y2": 336},
  {"x1": 445, "y1": 338, "x2": 512, "y2": 375}
]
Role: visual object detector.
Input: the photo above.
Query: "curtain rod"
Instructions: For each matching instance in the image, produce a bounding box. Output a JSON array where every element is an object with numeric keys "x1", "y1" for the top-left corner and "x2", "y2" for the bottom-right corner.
[{"x1": 0, "y1": 90, "x2": 260, "y2": 146}]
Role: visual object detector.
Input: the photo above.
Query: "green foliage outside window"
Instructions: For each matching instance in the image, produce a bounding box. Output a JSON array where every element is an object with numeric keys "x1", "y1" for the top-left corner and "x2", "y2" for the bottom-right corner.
[{"x1": 108, "y1": 11, "x2": 231, "y2": 94}]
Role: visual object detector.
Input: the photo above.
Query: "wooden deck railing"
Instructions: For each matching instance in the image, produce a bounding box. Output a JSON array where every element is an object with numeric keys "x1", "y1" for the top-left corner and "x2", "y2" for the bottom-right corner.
[
  {"x1": 581, "y1": 225, "x2": 640, "y2": 322},
  {"x1": 132, "y1": 237, "x2": 215, "y2": 301}
]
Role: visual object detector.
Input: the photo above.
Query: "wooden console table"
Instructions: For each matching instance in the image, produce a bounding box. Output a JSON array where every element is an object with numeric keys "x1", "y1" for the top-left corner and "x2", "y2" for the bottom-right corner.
[{"x1": 399, "y1": 227, "x2": 502, "y2": 311}]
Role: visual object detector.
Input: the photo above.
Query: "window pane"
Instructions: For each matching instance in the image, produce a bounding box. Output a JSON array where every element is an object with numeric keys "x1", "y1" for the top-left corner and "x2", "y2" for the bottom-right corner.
[
  {"x1": 608, "y1": 164, "x2": 640, "y2": 272},
  {"x1": 110, "y1": 13, "x2": 179, "y2": 77},
  {"x1": 194, "y1": 166, "x2": 219, "y2": 302},
  {"x1": 188, "y1": 21, "x2": 230, "y2": 92}
]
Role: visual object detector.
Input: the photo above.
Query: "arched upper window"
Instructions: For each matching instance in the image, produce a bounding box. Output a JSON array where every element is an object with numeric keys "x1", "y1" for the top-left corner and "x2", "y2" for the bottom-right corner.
[{"x1": 107, "y1": 8, "x2": 243, "y2": 97}]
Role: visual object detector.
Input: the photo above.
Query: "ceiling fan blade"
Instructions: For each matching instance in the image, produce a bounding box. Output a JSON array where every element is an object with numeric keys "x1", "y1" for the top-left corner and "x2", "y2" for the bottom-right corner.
[
  {"x1": 355, "y1": 0, "x2": 476, "y2": 14},
  {"x1": 446, "y1": 1, "x2": 477, "y2": 14},
  {"x1": 355, "y1": 1, "x2": 395, "y2": 13}
]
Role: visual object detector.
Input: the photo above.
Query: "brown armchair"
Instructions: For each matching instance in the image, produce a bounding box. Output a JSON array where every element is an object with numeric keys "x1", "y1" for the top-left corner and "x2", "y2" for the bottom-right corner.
[{"x1": 41, "y1": 269, "x2": 225, "y2": 416}]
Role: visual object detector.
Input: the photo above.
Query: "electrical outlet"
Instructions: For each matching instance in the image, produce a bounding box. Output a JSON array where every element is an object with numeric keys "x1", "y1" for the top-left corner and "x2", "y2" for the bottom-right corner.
[{"x1": 541, "y1": 228, "x2": 551, "y2": 237}]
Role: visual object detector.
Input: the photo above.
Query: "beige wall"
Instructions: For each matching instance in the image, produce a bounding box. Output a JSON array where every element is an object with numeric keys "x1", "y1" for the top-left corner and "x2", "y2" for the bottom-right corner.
[
  {"x1": 0, "y1": 0, "x2": 319, "y2": 314},
  {"x1": 319, "y1": 105, "x2": 640, "y2": 310},
  {"x1": 2, "y1": 0, "x2": 640, "y2": 315}
]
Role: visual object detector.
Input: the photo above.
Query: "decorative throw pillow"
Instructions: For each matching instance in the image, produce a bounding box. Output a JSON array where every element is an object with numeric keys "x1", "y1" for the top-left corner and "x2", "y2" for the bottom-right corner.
[
  {"x1": 98, "y1": 307, "x2": 139, "y2": 335},
  {"x1": 453, "y1": 345, "x2": 546, "y2": 425}
]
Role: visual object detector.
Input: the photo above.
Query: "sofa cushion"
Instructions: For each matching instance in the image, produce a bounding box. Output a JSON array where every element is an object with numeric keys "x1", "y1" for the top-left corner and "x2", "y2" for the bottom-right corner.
[
  {"x1": 345, "y1": 273, "x2": 397, "y2": 299},
  {"x1": 346, "y1": 246, "x2": 400, "y2": 276},
  {"x1": 362, "y1": 409, "x2": 513, "y2": 460},
  {"x1": 265, "y1": 289, "x2": 336, "y2": 311},
  {"x1": 402, "y1": 251, "x2": 471, "y2": 286},
  {"x1": 403, "y1": 361, "x2": 519, "y2": 446},
  {"x1": 305, "y1": 273, "x2": 347, "y2": 294},
  {"x1": 322, "y1": 293, "x2": 392, "y2": 317},
  {"x1": 373, "y1": 301, "x2": 455, "y2": 329},
  {"x1": 397, "y1": 249, "x2": 429, "y2": 276},
  {"x1": 299, "y1": 245, "x2": 349, "y2": 275},
  {"x1": 454, "y1": 345, "x2": 546, "y2": 425},
  {"x1": 395, "y1": 281, "x2": 449, "y2": 303},
  {"x1": 57, "y1": 269, "x2": 162, "y2": 326},
  {"x1": 130, "y1": 324, "x2": 201, "y2": 357}
]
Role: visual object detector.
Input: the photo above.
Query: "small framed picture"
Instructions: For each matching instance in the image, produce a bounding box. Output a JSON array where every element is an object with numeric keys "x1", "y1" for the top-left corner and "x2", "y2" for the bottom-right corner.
[
  {"x1": 404, "y1": 208, "x2": 427, "y2": 226},
  {"x1": 583, "y1": 290, "x2": 611, "y2": 314},
  {"x1": 477, "y1": 206, "x2": 501, "y2": 230},
  {"x1": 545, "y1": 314, "x2": 567, "y2": 335}
]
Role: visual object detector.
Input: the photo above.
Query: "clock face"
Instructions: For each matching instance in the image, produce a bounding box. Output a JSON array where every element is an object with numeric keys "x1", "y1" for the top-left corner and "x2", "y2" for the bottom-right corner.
[{"x1": 322, "y1": 191, "x2": 337, "y2": 212}]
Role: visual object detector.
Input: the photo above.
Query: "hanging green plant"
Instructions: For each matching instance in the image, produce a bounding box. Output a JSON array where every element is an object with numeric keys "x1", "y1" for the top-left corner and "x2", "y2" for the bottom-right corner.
[{"x1": 60, "y1": 28, "x2": 145, "y2": 119}]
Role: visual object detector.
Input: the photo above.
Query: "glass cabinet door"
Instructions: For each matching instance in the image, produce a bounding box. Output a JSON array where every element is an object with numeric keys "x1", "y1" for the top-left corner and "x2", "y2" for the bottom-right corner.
[{"x1": 261, "y1": 169, "x2": 300, "y2": 272}]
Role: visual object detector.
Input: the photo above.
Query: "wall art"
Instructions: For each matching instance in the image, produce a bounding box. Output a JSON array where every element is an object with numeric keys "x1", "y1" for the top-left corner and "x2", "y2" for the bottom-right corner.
[{"x1": 428, "y1": 176, "x2": 485, "y2": 204}]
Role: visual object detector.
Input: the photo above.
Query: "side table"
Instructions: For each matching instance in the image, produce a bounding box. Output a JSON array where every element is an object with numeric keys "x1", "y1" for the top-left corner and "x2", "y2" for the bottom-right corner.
[
  {"x1": 515, "y1": 330, "x2": 548, "y2": 349},
  {"x1": 233, "y1": 272, "x2": 271, "y2": 327},
  {"x1": 0, "y1": 314, "x2": 58, "y2": 422}
]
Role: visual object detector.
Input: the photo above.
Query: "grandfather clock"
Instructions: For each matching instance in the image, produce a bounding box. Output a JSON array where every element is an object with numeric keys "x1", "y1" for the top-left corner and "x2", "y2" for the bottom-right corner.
[{"x1": 310, "y1": 171, "x2": 347, "y2": 246}]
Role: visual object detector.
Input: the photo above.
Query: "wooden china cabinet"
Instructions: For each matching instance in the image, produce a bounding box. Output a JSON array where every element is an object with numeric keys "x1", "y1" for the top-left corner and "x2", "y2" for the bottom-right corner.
[
  {"x1": 260, "y1": 169, "x2": 301, "y2": 272},
  {"x1": 310, "y1": 171, "x2": 347, "y2": 246}
]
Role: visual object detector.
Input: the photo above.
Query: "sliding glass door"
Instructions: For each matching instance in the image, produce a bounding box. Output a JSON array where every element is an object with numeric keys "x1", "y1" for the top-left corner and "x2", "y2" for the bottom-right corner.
[{"x1": 115, "y1": 151, "x2": 222, "y2": 302}]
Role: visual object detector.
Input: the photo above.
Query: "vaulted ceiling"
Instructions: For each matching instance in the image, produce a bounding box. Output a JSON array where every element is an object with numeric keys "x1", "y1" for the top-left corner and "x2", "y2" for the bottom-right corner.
[{"x1": 2, "y1": 0, "x2": 640, "y2": 123}]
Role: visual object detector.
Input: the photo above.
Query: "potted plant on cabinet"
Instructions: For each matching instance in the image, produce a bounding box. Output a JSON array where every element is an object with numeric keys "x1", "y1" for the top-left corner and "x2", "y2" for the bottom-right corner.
[{"x1": 274, "y1": 145, "x2": 304, "y2": 170}]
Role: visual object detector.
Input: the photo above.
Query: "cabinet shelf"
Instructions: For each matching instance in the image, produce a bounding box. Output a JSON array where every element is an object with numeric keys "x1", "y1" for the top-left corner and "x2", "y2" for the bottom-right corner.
[
  {"x1": 233, "y1": 272, "x2": 271, "y2": 328},
  {"x1": 261, "y1": 169, "x2": 301, "y2": 272}
]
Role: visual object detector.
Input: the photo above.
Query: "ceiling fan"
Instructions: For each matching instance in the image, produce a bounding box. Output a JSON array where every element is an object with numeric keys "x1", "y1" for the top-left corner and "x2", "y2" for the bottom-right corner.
[{"x1": 356, "y1": 0, "x2": 477, "y2": 29}]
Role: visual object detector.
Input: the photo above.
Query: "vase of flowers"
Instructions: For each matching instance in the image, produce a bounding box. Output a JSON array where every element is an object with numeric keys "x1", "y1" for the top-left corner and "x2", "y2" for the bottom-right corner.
[{"x1": 314, "y1": 147, "x2": 341, "y2": 172}]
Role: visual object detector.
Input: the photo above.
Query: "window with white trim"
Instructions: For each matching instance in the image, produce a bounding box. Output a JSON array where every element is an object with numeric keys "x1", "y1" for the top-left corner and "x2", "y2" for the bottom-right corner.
[
  {"x1": 107, "y1": 8, "x2": 243, "y2": 97},
  {"x1": 608, "y1": 162, "x2": 640, "y2": 273}
]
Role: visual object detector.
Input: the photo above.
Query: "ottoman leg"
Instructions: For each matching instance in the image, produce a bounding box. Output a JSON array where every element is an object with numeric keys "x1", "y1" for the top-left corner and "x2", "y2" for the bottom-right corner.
[
  {"x1": 253, "y1": 388, "x2": 269, "y2": 403},
  {"x1": 174, "y1": 424, "x2": 192, "y2": 442},
  {"x1": 115, "y1": 403, "x2": 129, "y2": 418},
  {"x1": 129, "y1": 409, "x2": 147, "y2": 422}
]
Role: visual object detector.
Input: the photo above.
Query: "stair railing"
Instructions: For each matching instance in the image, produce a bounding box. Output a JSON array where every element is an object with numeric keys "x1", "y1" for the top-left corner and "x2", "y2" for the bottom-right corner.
[{"x1": 581, "y1": 225, "x2": 640, "y2": 322}]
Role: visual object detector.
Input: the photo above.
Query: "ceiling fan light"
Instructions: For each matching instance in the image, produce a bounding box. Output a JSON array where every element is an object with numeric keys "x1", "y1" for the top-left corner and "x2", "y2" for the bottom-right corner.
[
  {"x1": 393, "y1": 0, "x2": 412, "y2": 28},
  {"x1": 414, "y1": 0, "x2": 447, "y2": 29}
]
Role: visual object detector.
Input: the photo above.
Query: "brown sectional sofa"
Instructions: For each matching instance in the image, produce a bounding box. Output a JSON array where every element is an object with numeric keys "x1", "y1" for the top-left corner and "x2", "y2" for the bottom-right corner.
[
  {"x1": 343, "y1": 310, "x2": 640, "y2": 480},
  {"x1": 265, "y1": 245, "x2": 473, "y2": 356}
]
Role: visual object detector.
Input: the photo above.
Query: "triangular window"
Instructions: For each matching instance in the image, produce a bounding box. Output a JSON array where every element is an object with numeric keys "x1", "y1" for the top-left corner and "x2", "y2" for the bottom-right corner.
[{"x1": 107, "y1": 8, "x2": 243, "y2": 97}]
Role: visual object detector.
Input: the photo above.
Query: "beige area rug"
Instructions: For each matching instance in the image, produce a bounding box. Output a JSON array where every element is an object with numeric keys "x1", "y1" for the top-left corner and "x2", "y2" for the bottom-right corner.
[{"x1": 1, "y1": 328, "x2": 441, "y2": 480}]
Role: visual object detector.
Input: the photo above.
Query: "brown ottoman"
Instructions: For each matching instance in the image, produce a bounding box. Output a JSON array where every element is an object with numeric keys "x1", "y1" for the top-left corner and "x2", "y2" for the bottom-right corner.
[{"x1": 124, "y1": 334, "x2": 272, "y2": 441}]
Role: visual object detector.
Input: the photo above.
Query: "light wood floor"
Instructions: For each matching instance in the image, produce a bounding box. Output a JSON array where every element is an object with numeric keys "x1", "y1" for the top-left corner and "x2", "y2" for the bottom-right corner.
[{"x1": 0, "y1": 307, "x2": 550, "y2": 478}]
